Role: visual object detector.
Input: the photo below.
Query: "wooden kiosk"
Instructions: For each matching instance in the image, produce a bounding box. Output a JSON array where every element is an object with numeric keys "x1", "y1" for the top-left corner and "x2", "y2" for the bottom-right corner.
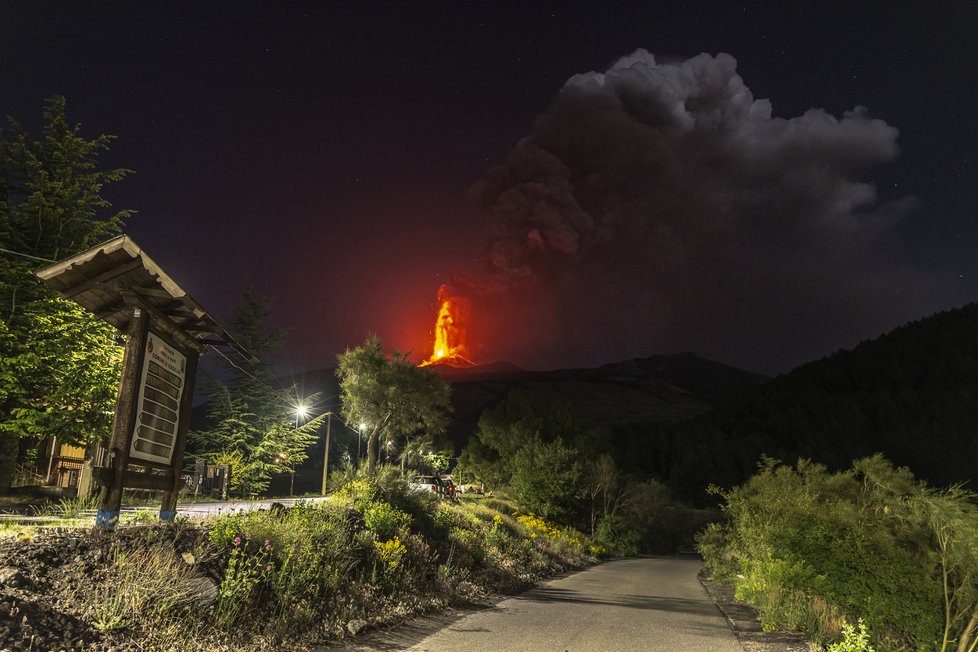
[{"x1": 36, "y1": 235, "x2": 252, "y2": 528}]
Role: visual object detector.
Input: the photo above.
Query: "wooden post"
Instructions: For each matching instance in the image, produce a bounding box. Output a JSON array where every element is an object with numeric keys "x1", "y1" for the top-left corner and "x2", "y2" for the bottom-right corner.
[
  {"x1": 160, "y1": 348, "x2": 199, "y2": 522},
  {"x1": 321, "y1": 412, "x2": 331, "y2": 495},
  {"x1": 96, "y1": 306, "x2": 149, "y2": 529}
]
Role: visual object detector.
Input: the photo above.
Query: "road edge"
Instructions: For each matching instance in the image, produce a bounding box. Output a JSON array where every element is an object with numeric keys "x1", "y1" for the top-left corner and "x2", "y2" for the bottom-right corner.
[{"x1": 698, "y1": 569, "x2": 813, "y2": 652}]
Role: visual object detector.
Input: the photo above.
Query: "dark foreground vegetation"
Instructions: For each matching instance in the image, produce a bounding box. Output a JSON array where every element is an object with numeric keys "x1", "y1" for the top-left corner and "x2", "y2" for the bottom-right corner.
[
  {"x1": 458, "y1": 387, "x2": 719, "y2": 556},
  {"x1": 699, "y1": 455, "x2": 978, "y2": 652},
  {"x1": 0, "y1": 468, "x2": 595, "y2": 651}
]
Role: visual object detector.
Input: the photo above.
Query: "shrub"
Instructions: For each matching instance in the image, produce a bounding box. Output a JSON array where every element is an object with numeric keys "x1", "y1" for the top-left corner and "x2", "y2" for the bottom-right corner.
[
  {"x1": 594, "y1": 514, "x2": 640, "y2": 557},
  {"x1": 335, "y1": 478, "x2": 374, "y2": 510},
  {"x1": 363, "y1": 500, "x2": 411, "y2": 541},
  {"x1": 828, "y1": 619, "x2": 876, "y2": 652},
  {"x1": 699, "y1": 455, "x2": 978, "y2": 651},
  {"x1": 373, "y1": 536, "x2": 407, "y2": 573},
  {"x1": 515, "y1": 512, "x2": 589, "y2": 557},
  {"x1": 432, "y1": 503, "x2": 460, "y2": 533},
  {"x1": 215, "y1": 534, "x2": 273, "y2": 626},
  {"x1": 695, "y1": 522, "x2": 737, "y2": 582}
]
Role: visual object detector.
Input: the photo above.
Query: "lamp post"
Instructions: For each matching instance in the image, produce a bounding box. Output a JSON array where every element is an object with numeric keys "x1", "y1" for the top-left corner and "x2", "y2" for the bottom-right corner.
[{"x1": 321, "y1": 412, "x2": 331, "y2": 496}]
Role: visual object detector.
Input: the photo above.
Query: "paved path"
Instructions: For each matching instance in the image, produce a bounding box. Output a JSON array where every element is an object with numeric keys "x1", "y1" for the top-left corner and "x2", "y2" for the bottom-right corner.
[
  {"x1": 333, "y1": 556, "x2": 743, "y2": 652},
  {"x1": 174, "y1": 496, "x2": 328, "y2": 517}
]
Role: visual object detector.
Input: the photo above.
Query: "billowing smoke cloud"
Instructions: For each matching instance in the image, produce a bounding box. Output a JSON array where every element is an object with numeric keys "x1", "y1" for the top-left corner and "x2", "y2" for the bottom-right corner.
[{"x1": 457, "y1": 51, "x2": 929, "y2": 373}]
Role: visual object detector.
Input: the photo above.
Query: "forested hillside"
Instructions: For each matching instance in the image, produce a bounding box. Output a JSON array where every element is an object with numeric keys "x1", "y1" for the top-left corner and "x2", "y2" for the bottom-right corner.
[
  {"x1": 645, "y1": 303, "x2": 978, "y2": 502},
  {"x1": 441, "y1": 352, "x2": 769, "y2": 451}
]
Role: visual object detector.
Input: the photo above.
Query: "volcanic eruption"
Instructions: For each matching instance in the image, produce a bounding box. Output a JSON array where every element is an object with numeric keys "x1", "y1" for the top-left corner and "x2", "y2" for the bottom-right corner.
[{"x1": 420, "y1": 284, "x2": 476, "y2": 367}]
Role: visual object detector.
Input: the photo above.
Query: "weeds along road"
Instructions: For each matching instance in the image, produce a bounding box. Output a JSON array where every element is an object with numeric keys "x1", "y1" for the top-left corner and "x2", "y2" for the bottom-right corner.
[{"x1": 331, "y1": 556, "x2": 743, "y2": 652}]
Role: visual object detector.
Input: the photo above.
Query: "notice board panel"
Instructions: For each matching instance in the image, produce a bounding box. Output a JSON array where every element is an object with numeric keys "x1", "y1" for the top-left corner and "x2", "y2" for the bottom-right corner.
[{"x1": 129, "y1": 331, "x2": 187, "y2": 465}]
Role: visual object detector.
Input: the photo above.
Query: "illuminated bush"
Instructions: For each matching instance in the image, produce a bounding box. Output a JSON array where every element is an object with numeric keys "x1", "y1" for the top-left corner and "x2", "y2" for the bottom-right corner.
[
  {"x1": 699, "y1": 455, "x2": 978, "y2": 650},
  {"x1": 373, "y1": 536, "x2": 407, "y2": 573},
  {"x1": 363, "y1": 501, "x2": 411, "y2": 541}
]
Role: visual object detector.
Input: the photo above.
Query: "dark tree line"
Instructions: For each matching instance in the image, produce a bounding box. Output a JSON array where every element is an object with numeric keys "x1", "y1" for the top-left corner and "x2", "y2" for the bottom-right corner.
[{"x1": 619, "y1": 303, "x2": 978, "y2": 504}]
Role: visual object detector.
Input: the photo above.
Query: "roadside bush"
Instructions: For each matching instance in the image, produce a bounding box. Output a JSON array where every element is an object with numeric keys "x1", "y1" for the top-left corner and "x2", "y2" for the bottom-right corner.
[
  {"x1": 699, "y1": 455, "x2": 978, "y2": 651},
  {"x1": 215, "y1": 534, "x2": 273, "y2": 626},
  {"x1": 829, "y1": 619, "x2": 876, "y2": 652},
  {"x1": 334, "y1": 478, "x2": 374, "y2": 509},
  {"x1": 695, "y1": 522, "x2": 737, "y2": 582},
  {"x1": 594, "y1": 514, "x2": 640, "y2": 556},
  {"x1": 373, "y1": 536, "x2": 407, "y2": 573},
  {"x1": 210, "y1": 507, "x2": 370, "y2": 635},
  {"x1": 363, "y1": 500, "x2": 411, "y2": 541},
  {"x1": 332, "y1": 464, "x2": 436, "y2": 535},
  {"x1": 514, "y1": 512, "x2": 590, "y2": 561}
]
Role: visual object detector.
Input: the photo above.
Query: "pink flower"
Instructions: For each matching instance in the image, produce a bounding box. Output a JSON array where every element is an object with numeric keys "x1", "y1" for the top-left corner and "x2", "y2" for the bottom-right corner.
[
  {"x1": 233, "y1": 536, "x2": 241, "y2": 546},
  {"x1": 264, "y1": 540, "x2": 272, "y2": 551}
]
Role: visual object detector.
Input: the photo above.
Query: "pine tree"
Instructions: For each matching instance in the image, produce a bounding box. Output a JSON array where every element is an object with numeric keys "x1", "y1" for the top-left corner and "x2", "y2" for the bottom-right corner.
[
  {"x1": 190, "y1": 288, "x2": 324, "y2": 496},
  {"x1": 0, "y1": 97, "x2": 133, "y2": 491}
]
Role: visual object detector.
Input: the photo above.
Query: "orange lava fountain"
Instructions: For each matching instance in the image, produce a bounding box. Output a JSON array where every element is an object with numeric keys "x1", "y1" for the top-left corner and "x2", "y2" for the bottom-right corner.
[{"x1": 420, "y1": 285, "x2": 476, "y2": 367}]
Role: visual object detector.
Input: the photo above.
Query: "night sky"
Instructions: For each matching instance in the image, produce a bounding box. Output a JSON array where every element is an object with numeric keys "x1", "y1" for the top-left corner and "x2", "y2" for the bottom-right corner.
[{"x1": 3, "y1": 2, "x2": 976, "y2": 375}]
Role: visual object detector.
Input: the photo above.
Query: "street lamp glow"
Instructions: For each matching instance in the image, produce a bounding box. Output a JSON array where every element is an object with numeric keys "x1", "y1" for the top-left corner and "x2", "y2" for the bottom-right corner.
[{"x1": 296, "y1": 405, "x2": 308, "y2": 418}]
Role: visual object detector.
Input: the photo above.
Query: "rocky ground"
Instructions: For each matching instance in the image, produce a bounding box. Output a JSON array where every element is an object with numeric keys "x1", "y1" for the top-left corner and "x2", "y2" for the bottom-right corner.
[
  {"x1": 0, "y1": 527, "x2": 219, "y2": 652},
  {"x1": 1, "y1": 529, "x2": 117, "y2": 651}
]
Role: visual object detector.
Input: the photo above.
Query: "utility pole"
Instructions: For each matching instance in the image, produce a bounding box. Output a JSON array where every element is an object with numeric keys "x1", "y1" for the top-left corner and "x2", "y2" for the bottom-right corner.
[{"x1": 321, "y1": 412, "x2": 331, "y2": 495}]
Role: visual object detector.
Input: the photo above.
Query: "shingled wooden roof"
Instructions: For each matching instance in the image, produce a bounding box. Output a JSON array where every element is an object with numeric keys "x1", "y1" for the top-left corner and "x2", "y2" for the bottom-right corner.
[{"x1": 35, "y1": 235, "x2": 254, "y2": 362}]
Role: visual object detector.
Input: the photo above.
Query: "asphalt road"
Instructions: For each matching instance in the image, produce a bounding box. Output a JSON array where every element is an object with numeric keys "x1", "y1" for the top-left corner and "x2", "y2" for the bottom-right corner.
[
  {"x1": 174, "y1": 496, "x2": 328, "y2": 517},
  {"x1": 333, "y1": 556, "x2": 743, "y2": 652}
]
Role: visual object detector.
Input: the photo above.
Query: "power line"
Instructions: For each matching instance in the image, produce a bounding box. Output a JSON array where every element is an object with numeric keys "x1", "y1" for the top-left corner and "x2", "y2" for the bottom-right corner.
[
  {"x1": 206, "y1": 344, "x2": 280, "y2": 395},
  {"x1": 205, "y1": 343, "x2": 357, "y2": 431},
  {"x1": 0, "y1": 247, "x2": 57, "y2": 263}
]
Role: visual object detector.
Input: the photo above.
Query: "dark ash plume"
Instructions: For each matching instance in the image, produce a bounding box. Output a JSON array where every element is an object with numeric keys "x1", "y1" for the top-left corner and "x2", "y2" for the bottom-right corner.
[{"x1": 462, "y1": 50, "x2": 927, "y2": 372}]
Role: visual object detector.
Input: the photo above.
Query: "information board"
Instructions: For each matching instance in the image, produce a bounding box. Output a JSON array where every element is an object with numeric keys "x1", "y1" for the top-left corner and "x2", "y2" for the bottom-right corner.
[{"x1": 129, "y1": 331, "x2": 186, "y2": 465}]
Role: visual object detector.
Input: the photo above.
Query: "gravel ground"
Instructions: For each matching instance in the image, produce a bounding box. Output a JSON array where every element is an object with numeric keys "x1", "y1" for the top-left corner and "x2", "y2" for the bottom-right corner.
[
  {"x1": 0, "y1": 527, "x2": 213, "y2": 652},
  {"x1": 0, "y1": 530, "x2": 117, "y2": 651}
]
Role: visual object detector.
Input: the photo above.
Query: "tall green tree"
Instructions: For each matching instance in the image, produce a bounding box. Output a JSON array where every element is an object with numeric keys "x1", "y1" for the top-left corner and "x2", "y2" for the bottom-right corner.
[
  {"x1": 189, "y1": 288, "x2": 325, "y2": 496},
  {"x1": 510, "y1": 434, "x2": 586, "y2": 521},
  {"x1": 460, "y1": 387, "x2": 586, "y2": 490},
  {"x1": 336, "y1": 334, "x2": 452, "y2": 475},
  {"x1": 0, "y1": 97, "x2": 133, "y2": 490}
]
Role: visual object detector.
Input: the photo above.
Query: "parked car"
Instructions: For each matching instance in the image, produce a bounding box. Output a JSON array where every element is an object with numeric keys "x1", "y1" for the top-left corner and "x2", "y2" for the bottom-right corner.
[
  {"x1": 439, "y1": 476, "x2": 460, "y2": 502},
  {"x1": 410, "y1": 475, "x2": 447, "y2": 499}
]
